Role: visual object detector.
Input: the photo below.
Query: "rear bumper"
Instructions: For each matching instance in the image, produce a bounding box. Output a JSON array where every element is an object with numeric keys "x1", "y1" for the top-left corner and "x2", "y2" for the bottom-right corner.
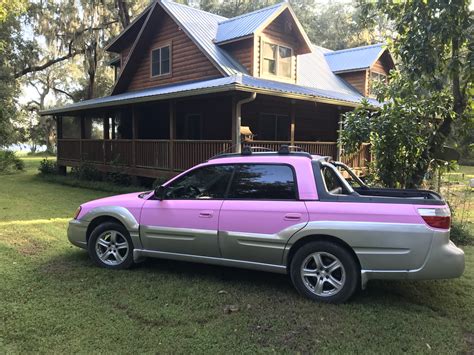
[
  {"x1": 361, "y1": 230, "x2": 465, "y2": 287},
  {"x1": 67, "y1": 219, "x2": 89, "y2": 249}
]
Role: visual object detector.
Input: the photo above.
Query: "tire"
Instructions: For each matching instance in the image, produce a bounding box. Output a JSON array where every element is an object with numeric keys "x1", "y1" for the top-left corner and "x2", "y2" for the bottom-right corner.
[
  {"x1": 87, "y1": 222, "x2": 134, "y2": 270},
  {"x1": 290, "y1": 241, "x2": 359, "y2": 304}
]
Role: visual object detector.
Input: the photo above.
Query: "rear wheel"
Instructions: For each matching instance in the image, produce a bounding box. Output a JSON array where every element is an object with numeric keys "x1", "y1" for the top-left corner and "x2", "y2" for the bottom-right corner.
[
  {"x1": 88, "y1": 222, "x2": 134, "y2": 269},
  {"x1": 290, "y1": 241, "x2": 359, "y2": 303}
]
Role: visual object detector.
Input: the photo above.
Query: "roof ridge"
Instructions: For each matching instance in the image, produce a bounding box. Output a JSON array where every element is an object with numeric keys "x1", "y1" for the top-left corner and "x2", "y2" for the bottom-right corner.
[
  {"x1": 218, "y1": 2, "x2": 285, "y2": 25},
  {"x1": 324, "y1": 43, "x2": 385, "y2": 56},
  {"x1": 161, "y1": 0, "x2": 228, "y2": 21}
]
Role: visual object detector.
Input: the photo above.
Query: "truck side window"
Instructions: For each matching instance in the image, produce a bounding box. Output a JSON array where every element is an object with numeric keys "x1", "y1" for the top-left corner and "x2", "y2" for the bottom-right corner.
[
  {"x1": 165, "y1": 165, "x2": 234, "y2": 199},
  {"x1": 321, "y1": 166, "x2": 345, "y2": 195},
  {"x1": 228, "y1": 164, "x2": 297, "y2": 200}
]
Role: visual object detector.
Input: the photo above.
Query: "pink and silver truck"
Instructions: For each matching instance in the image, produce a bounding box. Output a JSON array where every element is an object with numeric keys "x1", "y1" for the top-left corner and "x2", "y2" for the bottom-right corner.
[{"x1": 68, "y1": 147, "x2": 465, "y2": 303}]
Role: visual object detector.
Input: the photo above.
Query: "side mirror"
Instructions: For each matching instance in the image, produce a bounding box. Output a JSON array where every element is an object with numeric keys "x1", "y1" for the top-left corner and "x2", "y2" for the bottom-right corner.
[{"x1": 154, "y1": 185, "x2": 167, "y2": 200}]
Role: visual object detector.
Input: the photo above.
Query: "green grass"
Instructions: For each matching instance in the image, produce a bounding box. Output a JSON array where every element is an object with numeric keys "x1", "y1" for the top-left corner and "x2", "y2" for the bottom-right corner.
[{"x1": 1, "y1": 159, "x2": 473, "y2": 353}]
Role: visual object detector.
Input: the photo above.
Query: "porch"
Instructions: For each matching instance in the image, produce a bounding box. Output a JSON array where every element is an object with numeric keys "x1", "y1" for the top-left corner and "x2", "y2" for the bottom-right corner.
[{"x1": 55, "y1": 93, "x2": 371, "y2": 178}]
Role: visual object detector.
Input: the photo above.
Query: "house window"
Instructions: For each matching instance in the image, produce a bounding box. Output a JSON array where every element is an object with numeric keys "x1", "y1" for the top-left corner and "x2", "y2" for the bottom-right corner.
[
  {"x1": 258, "y1": 113, "x2": 290, "y2": 141},
  {"x1": 262, "y1": 41, "x2": 293, "y2": 78},
  {"x1": 369, "y1": 71, "x2": 387, "y2": 94},
  {"x1": 151, "y1": 45, "x2": 171, "y2": 77}
]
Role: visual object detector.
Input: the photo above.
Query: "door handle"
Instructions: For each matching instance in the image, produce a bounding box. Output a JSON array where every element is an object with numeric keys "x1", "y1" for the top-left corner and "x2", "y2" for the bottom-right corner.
[
  {"x1": 284, "y1": 213, "x2": 301, "y2": 221},
  {"x1": 199, "y1": 211, "x2": 214, "y2": 218}
]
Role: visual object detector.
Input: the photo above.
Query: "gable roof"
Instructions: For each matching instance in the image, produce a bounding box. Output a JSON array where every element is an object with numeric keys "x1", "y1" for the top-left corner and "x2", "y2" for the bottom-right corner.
[
  {"x1": 214, "y1": 2, "x2": 313, "y2": 53},
  {"x1": 215, "y1": 3, "x2": 284, "y2": 44},
  {"x1": 324, "y1": 43, "x2": 387, "y2": 73}
]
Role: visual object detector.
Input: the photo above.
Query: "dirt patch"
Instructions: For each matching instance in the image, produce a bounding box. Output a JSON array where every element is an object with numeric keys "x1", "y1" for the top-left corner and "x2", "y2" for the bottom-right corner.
[{"x1": 9, "y1": 237, "x2": 48, "y2": 256}]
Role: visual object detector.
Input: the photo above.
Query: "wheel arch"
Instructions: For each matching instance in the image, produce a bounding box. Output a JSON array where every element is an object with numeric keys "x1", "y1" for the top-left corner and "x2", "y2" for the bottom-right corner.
[
  {"x1": 285, "y1": 234, "x2": 361, "y2": 273},
  {"x1": 86, "y1": 216, "x2": 125, "y2": 242}
]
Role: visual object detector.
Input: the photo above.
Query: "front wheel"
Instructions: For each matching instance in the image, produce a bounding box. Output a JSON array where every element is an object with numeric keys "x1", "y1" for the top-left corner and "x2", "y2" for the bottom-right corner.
[
  {"x1": 290, "y1": 241, "x2": 359, "y2": 303},
  {"x1": 88, "y1": 222, "x2": 134, "y2": 269}
]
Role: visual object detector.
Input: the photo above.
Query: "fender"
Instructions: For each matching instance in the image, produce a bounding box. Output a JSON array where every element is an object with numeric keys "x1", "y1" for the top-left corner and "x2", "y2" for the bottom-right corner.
[
  {"x1": 81, "y1": 206, "x2": 142, "y2": 249},
  {"x1": 282, "y1": 220, "x2": 434, "y2": 272}
]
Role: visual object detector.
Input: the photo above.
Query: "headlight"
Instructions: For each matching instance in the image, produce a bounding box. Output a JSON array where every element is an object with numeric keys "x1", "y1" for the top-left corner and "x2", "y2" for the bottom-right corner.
[{"x1": 73, "y1": 206, "x2": 82, "y2": 219}]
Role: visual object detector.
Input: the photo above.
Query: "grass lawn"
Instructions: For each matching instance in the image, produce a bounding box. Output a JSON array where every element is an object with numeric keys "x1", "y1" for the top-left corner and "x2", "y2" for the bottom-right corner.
[{"x1": 1, "y1": 158, "x2": 473, "y2": 353}]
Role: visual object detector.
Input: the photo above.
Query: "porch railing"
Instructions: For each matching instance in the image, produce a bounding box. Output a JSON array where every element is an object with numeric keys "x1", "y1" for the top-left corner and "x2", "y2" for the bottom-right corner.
[{"x1": 57, "y1": 139, "x2": 371, "y2": 172}]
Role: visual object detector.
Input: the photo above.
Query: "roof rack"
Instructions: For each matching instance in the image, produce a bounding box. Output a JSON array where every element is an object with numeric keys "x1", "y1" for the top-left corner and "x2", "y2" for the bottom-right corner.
[{"x1": 209, "y1": 144, "x2": 313, "y2": 160}]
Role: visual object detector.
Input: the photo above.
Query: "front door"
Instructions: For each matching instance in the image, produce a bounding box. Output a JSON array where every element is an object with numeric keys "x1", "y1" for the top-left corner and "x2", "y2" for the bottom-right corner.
[
  {"x1": 219, "y1": 164, "x2": 309, "y2": 265},
  {"x1": 140, "y1": 164, "x2": 234, "y2": 257}
]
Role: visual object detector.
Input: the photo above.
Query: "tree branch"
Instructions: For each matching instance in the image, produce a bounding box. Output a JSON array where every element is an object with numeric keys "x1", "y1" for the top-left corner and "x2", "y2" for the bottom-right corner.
[
  {"x1": 14, "y1": 49, "x2": 84, "y2": 78},
  {"x1": 52, "y1": 86, "x2": 75, "y2": 100}
]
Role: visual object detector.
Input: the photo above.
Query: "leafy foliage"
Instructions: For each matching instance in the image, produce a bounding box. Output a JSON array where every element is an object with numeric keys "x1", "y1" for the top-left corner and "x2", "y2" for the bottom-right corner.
[
  {"x1": 343, "y1": 0, "x2": 473, "y2": 188},
  {"x1": 0, "y1": 150, "x2": 25, "y2": 173},
  {"x1": 38, "y1": 158, "x2": 57, "y2": 175},
  {"x1": 342, "y1": 72, "x2": 454, "y2": 188}
]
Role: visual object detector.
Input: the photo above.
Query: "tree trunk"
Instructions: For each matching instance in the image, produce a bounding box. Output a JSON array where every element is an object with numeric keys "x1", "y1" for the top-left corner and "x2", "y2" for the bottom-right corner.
[{"x1": 115, "y1": 0, "x2": 130, "y2": 28}]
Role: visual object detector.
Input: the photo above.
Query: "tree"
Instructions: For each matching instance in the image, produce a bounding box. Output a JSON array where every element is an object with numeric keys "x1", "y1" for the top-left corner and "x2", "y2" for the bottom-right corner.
[
  {"x1": 342, "y1": 0, "x2": 473, "y2": 188},
  {"x1": 0, "y1": 0, "x2": 30, "y2": 147}
]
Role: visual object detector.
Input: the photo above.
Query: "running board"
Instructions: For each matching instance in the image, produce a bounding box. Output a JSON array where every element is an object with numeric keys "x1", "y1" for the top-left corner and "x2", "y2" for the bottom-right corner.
[{"x1": 133, "y1": 249, "x2": 287, "y2": 274}]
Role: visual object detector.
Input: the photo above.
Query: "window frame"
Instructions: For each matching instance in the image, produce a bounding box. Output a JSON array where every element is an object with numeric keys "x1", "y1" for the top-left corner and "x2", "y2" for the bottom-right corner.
[
  {"x1": 260, "y1": 40, "x2": 294, "y2": 80},
  {"x1": 150, "y1": 43, "x2": 172, "y2": 78}
]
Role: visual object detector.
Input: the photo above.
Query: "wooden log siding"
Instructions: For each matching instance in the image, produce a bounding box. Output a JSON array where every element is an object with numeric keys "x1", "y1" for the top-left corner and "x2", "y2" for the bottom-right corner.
[
  {"x1": 126, "y1": 9, "x2": 222, "y2": 92},
  {"x1": 222, "y1": 38, "x2": 253, "y2": 74},
  {"x1": 338, "y1": 70, "x2": 368, "y2": 96}
]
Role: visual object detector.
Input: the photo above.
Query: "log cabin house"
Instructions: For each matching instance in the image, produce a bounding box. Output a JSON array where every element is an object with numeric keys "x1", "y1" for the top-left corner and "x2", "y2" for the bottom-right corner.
[{"x1": 41, "y1": 0, "x2": 395, "y2": 179}]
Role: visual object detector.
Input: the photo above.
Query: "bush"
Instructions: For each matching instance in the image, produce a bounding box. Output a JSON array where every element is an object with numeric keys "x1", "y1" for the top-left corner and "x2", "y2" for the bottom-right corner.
[
  {"x1": 38, "y1": 159, "x2": 58, "y2": 175},
  {"x1": 71, "y1": 163, "x2": 103, "y2": 181},
  {"x1": 0, "y1": 150, "x2": 24, "y2": 174},
  {"x1": 105, "y1": 171, "x2": 132, "y2": 186},
  {"x1": 450, "y1": 222, "x2": 473, "y2": 246}
]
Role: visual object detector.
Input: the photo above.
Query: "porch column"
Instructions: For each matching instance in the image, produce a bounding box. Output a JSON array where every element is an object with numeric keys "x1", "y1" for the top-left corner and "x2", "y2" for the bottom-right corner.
[
  {"x1": 337, "y1": 108, "x2": 343, "y2": 161},
  {"x1": 290, "y1": 100, "x2": 296, "y2": 146},
  {"x1": 169, "y1": 100, "x2": 175, "y2": 171},
  {"x1": 103, "y1": 117, "x2": 109, "y2": 165},
  {"x1": 132, "y1": 107, "x2": 137, "y2": 168},
  {"x1": 80, "y1": 115, "x2": 85, "y2": 162}
]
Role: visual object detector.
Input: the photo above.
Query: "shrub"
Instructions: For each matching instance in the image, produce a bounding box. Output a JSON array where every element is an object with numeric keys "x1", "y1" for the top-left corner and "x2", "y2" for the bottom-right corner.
[
  {"x1": 105, "y1": 171, "x2": 132, "y2": 186},
  {"x1": 450, "y1": 222, "x2": 473, "y2": 246},
  {"x1": 0, "y1": 150, "x2": 24, "y2": 174},
  {"x1": 71, "y1": 163, "x2": 103, "y2": 181},
  {"x1": 38, "y1": 159, "x2": 58, "y2": 175}
]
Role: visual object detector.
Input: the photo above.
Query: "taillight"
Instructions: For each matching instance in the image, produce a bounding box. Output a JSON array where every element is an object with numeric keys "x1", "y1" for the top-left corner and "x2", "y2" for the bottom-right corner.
[{"x1": 418, "y1": 207, "x2": 451, "y2": 229}]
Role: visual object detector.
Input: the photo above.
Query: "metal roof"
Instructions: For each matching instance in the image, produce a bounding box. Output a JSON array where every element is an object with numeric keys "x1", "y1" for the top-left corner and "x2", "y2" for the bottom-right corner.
[
  {"x1": 160, "y1": 0, "x2": 246, "y2": 75},
  {"x1": 41, "y1": 74, "x2": 378, "y2": 116},
  {"x1": 324, "y1": 43, "x2": 386, "y2": 73},
  {"x1": 215, "y1": 3, "x2": 285, "y2": 44},
  {"x1": 298, "y1": 45, "x2": 357, "y2": 96}
]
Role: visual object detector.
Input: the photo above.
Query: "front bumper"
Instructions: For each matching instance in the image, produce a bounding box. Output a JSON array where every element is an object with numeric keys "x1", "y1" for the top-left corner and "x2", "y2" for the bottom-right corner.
[
  {"x1": 361, "y1": 230, "x2": 465, "y2": 287},
  {"x1": 67, "y1": 219, "x2": 89, "y2": 249}
]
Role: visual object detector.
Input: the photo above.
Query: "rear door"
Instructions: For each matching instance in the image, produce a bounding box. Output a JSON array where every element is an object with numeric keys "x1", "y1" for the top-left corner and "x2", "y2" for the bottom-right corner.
[
  {"x1": 218, "y1": 164, "x2": 309, "y2": 265},
  {"x1": 140, "y1": 164, "x2": 233, "y2": 257}
]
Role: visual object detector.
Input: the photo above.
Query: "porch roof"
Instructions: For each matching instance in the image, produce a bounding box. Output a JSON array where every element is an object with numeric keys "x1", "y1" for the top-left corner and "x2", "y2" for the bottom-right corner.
[{"x1": 40, "y1": 74, "x2": 379, "y2": 116}]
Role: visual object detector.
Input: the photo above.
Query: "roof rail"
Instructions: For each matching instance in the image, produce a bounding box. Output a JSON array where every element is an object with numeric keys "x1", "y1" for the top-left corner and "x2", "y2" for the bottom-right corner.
[{"x1": 208, "y1": 144, "x2": 313, "y2": 160}]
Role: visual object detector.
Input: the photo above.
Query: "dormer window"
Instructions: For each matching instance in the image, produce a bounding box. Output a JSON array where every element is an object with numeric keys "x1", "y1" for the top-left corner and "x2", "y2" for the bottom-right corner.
[
  {"x1": 262, "y1": 41, "x2": 293, "y2": 79},
  {"x1": 151, "y1": 45, "x2": 171, "y2": 77}
]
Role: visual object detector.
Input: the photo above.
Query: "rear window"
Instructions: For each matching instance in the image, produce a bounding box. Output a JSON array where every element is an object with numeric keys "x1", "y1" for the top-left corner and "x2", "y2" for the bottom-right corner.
[{"x1": 228, "y1": 164, "x2": 297, "y2": 200}]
